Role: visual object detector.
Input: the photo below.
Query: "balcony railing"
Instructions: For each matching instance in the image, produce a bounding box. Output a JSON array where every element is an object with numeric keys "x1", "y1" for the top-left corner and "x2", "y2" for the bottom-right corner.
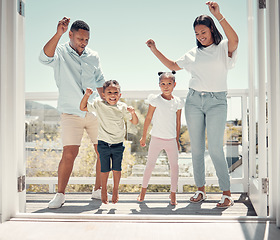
[{"x1": 25, "y1": 89, "x2": 249, "y2": 193}]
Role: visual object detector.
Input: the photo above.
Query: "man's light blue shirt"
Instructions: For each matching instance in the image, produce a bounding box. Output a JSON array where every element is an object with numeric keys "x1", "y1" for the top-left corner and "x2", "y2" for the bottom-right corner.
[{"x1": 39, "y1": 42, "x2": 105, "y2": 117}]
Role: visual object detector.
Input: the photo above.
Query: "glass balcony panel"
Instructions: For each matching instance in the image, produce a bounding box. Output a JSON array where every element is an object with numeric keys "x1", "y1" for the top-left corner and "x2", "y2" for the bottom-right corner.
[{"x1": 25, "y1": 91, "x2": 248, "y2": 193}]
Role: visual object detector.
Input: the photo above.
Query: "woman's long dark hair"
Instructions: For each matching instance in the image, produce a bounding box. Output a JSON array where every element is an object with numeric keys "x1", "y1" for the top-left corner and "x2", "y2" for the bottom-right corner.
[{"x1": 193, "y1": 15, "x2": 223, "y2": 48}]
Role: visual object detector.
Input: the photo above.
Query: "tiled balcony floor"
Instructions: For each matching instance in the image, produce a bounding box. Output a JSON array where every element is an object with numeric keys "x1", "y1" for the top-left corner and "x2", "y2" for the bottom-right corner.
[
  {"x1": 1, "y1": 193, "x2": 279, "y2": 240},
  {"x1": 26, "y1": 192, "x2": 256, "y2": 216}
]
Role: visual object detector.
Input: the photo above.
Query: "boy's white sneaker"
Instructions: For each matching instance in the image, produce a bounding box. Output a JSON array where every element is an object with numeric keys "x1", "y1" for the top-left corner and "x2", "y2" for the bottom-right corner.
[
  {"x1": 48, "y1": 193, "x2": 65, "y2": 209},
  {"x1": 91, "y1": 188, "x2": 112, "y2": 201}
]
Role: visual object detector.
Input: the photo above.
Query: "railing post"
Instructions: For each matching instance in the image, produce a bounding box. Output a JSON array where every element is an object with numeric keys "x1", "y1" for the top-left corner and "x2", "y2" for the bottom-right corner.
[
  {"x1": 49, "y1": 184, "x2": 55, "y2": 193},
  {"x1": 242, "y1": 94, "x2": 249, "y2": 192},
  {"x1": 178, "y1": 181, "x2": 184, "y2": 193}
]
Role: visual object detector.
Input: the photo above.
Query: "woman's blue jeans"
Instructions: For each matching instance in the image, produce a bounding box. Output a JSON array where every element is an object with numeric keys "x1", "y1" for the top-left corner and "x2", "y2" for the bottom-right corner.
[{"x1": 185, "y1": 88, "x2": 230, "y2": 191}]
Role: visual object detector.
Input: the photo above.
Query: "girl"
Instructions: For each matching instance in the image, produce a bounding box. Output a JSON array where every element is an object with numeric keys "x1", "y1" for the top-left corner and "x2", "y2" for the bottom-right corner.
[
  {"x1": 145, "y1": 2, "x2": 238, "y2": 208},
  {"x1": 138, "y1": 71, "x2": 184, "y2": 205}
]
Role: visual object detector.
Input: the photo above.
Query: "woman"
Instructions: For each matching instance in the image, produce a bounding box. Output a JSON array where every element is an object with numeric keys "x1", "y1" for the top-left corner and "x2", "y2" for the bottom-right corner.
[{"x1": 145, "y1": 1, "x2": 238, "y2": 208}]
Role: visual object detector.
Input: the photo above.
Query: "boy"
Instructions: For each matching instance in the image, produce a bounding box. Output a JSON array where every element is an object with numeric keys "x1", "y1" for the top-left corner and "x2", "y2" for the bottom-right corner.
[{"x1": 80, "y1": 80, "x2": 138, "y2": 204}]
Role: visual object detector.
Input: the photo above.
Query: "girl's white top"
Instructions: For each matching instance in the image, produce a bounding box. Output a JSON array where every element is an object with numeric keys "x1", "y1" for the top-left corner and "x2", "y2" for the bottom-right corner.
[
  {"x1": 148, "y1": 94, "x2": 184, "y2": 139},
  {"x1": 176, "y1": 39, "x2": 237, "y2": 92}
]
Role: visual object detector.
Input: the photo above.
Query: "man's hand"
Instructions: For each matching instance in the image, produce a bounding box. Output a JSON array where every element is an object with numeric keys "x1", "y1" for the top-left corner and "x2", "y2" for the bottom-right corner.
[
  {"x1": 42, "y1": 17, "x2": 70, "y2": 57},
  {"x1": 57, "y1": 17, "x2": 70, "y2": 36}
]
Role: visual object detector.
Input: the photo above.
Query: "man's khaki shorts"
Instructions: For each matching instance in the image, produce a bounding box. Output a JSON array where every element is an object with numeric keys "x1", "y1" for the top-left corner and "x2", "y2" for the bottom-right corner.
[{"x1": 61, "y1": 112, "x2": 98, "y2": 146}]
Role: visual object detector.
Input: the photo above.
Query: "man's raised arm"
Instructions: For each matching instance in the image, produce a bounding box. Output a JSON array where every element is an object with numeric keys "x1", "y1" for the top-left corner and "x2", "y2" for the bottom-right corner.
[{"x1": 43, "y1": 17, "x2": 70, "y2": 57}]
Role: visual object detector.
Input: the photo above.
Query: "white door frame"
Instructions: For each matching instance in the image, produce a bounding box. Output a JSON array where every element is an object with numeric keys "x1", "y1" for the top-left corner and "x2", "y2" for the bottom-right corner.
[
  {"x1": 266, "y1": 0, "x2": 280, "y2": 227},
  {"x1": 0, "y1": 0, "x2": 280, "y2": 224},
  {"x1": 247, "y1": 0, "x2": 268, "y2": 217},
  {"x1": 247, "y1": 0, "x2": 280, "y2": 225},
  {"x1": 0, "y1": 0, "x2": 26, "y2": 222}
]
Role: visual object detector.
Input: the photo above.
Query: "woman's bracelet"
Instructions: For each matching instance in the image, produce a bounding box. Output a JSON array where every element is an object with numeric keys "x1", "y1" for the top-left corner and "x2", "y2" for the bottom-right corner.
[{"x1": 218, "y1": 16, "x2": 225, "y2": 23}]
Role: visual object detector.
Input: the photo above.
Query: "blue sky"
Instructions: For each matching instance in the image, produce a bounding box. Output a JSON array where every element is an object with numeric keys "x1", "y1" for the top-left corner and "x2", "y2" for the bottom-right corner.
[{"x1": 25, "y1": 0, "x2": 248, "y2": 92}]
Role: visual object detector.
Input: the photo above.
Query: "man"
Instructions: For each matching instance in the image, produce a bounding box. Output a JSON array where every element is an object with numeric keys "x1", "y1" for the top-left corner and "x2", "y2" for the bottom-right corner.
[{"x1": 39, "y1": 17, "x2": 110, "y2": 208}]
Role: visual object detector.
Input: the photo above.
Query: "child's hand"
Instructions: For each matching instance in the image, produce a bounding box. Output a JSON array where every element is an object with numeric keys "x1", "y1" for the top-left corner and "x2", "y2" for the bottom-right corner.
[
  {"x1": 146, "y1": 39, "x2": 156, "y2": 50},
  {"x1": 127, "y1": 106, "x2": 135, "y2": 114},
  {"x1": 140, "y1": 137, "x2": 146, "y2": 147},
  {"x1": 85, "y1": 88, "x2": 93, "y2": 96}
]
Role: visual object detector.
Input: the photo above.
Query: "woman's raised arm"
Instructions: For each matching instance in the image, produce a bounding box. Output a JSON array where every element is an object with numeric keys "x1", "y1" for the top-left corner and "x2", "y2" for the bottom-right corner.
[
  {"x1": 206, "y1": 1, "x2": 239, "y2": 57},
  {"x1": 146, "y1": 39, "x2": 182, "y2": 71}
]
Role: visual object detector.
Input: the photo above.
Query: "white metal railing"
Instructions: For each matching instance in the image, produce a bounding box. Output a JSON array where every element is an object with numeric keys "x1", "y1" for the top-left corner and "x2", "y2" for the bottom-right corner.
[
  {"x1": 25, "y1": 89, "x2": 249, "y2": 100},
  {"x1": 25, "y1": 89, "x2": 249, "y2": 193}
]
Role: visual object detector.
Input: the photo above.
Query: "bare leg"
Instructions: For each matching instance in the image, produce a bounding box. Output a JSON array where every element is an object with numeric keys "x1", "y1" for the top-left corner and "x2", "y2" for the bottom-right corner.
[
  {"x1": 112, "y1": 170, "x2": 121, "y2": 204},
  {"x1": 93, "y1": 144, "x2": 102, "y2": 191},
  {"x1": 190, "y1": 186, "x2": 206, "y2": 202},
  {"x1": 137, "y1": 187, "x2": 147, "y2": 202},
  {"x1": 101, "y1": 172, "x2": 109, "y2": 204},
  {"x1": 169, "y1": 192, "x2": 177, "y2": 205},
  {"x1": 57, "y1": 145, "x2": 79, "y2": 194}
]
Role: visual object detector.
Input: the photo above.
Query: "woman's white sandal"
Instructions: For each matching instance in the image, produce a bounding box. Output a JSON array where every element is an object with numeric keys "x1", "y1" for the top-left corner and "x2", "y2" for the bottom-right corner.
[
  {"x1": 190, "y1": 190, "x2": 207, "y2": 203},
  {"x1": 217, "y1": 195, "x2": 234, "y2": 208}
]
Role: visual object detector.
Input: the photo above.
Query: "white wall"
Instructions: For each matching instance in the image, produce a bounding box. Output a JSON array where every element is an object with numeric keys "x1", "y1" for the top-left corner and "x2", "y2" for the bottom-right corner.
[{"x1": 0, "y1": 0, "x2": 3, "y2": 222}]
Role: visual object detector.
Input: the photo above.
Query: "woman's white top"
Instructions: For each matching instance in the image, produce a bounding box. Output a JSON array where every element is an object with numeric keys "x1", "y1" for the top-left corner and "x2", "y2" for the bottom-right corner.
[
  {"x1": 148, "y1": 94, "x2": 184, "y2": 139},
  {"x1": 176, "y1": 39, "x2": 237, "y2": 92}
]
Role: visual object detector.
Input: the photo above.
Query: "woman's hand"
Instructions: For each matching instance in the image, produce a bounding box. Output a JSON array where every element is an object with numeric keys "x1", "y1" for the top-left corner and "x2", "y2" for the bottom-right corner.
[
  {"x1": 206, "y1": 1, "x2": 222, "y2": 19},
  {"x1": 146, "y1": 39, "x2": 156, "y2": 51},
  {"x1": 146, "y1": 39, "x2": 182, "y2": 71},
  {"x1": 206, "y1": 1, "x2": 238, "y2": 55}
]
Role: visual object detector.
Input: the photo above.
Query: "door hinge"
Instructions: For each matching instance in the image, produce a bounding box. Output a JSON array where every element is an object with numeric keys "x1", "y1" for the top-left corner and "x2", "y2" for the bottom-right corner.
[
  {"x1": 17, "y1": 0, "x2": 25, "y2": 17},
  {"x1": 262, "y1": 177, "x2": 269, "y2": 194},
  {"x1": 18, "y1": 175, "x2": 26, "y2": 192}
]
